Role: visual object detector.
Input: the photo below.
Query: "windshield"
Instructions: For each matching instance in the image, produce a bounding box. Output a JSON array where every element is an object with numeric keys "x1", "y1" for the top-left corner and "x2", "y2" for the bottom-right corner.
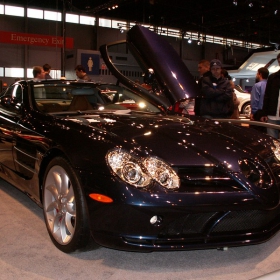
[
  {"x1": 32, "y1": 82, "x2": 161, "y2": 114},
  {"x1": 97, "y1": 84, "x2": 160, "y2": 112}
]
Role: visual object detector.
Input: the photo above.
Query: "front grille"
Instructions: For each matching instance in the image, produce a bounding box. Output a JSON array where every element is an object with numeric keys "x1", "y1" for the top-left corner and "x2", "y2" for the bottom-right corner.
[
  {"x1": 159, "y1": 212, "x2": 217, "y2": 236},
  {"x1": 159, "y1": 208, "x2": 280, "y2": 238},
  {"x1": 212, "y1": 209, "x2": 280, "y2": 232},
  {"x1": 176, "y1": 166, "x2": 245, "y2": 192}
]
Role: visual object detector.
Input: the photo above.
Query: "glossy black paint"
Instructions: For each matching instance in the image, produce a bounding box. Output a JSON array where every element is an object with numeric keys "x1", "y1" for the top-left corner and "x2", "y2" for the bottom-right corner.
[
  {"x1": 1, "y1": 26, "x2": 280, "y2": 252},
  {"x1": 126, "y1": 25, "x2": 199, "y2": 101},
  {"x1": 0, "y1": 79, "x2": 280, "y2": 251}
]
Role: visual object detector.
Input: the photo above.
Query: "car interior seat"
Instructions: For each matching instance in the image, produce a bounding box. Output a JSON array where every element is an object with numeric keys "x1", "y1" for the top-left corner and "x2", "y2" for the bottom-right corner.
[{"x1": 68, "y1": 95, "x2": 93, "y2": 111}]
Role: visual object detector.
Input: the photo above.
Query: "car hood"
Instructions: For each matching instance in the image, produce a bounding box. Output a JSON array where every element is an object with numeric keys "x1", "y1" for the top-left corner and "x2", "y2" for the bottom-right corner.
[
  {"x1": 64, "y1": 113, "x2": 272, "y2": 172},
  {"x1": 99, "y1": 25, "x2": 199, "y2": 109}
]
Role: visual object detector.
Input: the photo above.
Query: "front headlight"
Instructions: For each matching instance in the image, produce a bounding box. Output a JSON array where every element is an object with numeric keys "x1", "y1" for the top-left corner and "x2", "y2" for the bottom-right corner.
[
  {"x1": 272, "y1": 139, "x2": 280, "y2": 161},
  {"x1": 143, "y1": 157, "x2": 180, "y2": 189},
  {"x1": 106, "y1": 149, "x2": 151, "y2": 188},
  {"x1": 106, "y1": 149, "x2": 180, "y2": 189}
]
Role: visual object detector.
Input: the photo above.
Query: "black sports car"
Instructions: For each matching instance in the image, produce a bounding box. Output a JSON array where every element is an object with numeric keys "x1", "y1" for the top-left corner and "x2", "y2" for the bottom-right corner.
[{"x1": 1, "y1": 25, "x2": 280, "y2": 253}]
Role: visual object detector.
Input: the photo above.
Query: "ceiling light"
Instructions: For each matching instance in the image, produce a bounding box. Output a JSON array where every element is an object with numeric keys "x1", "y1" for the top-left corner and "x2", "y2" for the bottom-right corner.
[
  {"x1": 187, "y1": 38, "x2": 192, "y2": 43},
  {"x1": 275, "y1": 10, "x2": 278, "y2": 15},
  {"x1": 248, "y1": 2, "x2": 253, "y2": 7},
  {"x1": 197, "y1": 40, "x2": 201, "y2": 45},
  {"x1": 108, "y1": 4, "x2": 118, "y2": 10},
  {"x1": 233, "y1": 1, "x2": 237, "y2": 6},
  {"x1": 246, "y1": 79, "x2": 249, "y2": 82}
]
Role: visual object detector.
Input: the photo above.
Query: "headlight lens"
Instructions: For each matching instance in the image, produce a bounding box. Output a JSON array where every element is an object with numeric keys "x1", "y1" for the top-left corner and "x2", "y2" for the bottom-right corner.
[
  {"x1": 106, "y1": 149, "x2": 151, "y2": 188},
  {"x1": 272, "y1": 139, "x2": 280, "y2": 161},
  {"x1": 106, "y1": 149, "x2": 180, "y2": 189},
  {"x1": 143, "y1": 157, "x2": 180, "y2": 189}
]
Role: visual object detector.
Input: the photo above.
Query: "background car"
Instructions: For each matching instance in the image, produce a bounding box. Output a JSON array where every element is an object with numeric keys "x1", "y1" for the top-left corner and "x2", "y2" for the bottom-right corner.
[{"x1": 234, "y1": 85, "x2": 251, "y2": 117}]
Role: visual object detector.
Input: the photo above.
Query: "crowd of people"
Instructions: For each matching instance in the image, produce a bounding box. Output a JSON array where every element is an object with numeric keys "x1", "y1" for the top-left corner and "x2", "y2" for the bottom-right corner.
[
  {"x1": 259, "y1": 53, "x2": 280, "y2": 138},
  {"x1": 32, "y1": 53, "x2": 280, "y2": 138},
  {"x1": 194, "y1": 53, "x2": 280, "y2": 139},
  {"x1": 32, "y1": 64, "x2": 91, "y2": 81}
]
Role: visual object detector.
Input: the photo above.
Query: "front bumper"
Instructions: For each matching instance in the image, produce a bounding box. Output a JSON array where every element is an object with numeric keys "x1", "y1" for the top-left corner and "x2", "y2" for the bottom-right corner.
[
  {"x1": 83, "y1": 157, "x2": 280, "y2": 252},
  {"x1": 88, "y1": 202, "x2": 280, "y2": 252}
]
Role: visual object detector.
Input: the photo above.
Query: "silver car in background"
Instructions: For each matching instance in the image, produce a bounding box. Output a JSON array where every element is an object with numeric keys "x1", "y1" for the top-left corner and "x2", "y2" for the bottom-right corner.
[{"x1": 235, "y1": 85, "x2": 251, "y2": 118}]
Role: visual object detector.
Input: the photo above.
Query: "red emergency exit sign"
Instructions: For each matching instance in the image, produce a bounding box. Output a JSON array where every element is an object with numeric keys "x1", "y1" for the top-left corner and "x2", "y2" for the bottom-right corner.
[{"x1": 0, "y1": 31, "x2": 73, "y2": 48}]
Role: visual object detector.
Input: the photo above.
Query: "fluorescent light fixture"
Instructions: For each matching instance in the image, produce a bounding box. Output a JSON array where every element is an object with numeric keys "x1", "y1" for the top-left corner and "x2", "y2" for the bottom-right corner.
[{"x1": 5, "y1": 5, "x2": 24, "y2": 17}]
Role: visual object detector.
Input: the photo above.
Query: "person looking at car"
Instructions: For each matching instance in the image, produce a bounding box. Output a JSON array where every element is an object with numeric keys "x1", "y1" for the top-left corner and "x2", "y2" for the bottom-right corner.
[
  {"x1": 199, "y1": 59, "x2": 234, "y2": 118},
  {"x1": 250, "y1": 67, "x2": 269, "y2": 121},
  {"x1": 43, "y1": 63, "x2": 52, "y2": 79},
  {"x1": 221, "y1": 68, "x2": 240, "y2": 119},
  {"x1": 195, "y1": 59, "x2": 211, "y2": 115},
  {"x1": 198, "y1": 59, "x2": 211, "y2": 78},
  {"x1": 260, "y1": 53, "x2": 280, "y2": 138},
  {"x1": 32, "y1": 66, "x2": 45, "y2": 80},
  {"x1": 75, "y1": 65, "x2": 90, "y2": 81}
]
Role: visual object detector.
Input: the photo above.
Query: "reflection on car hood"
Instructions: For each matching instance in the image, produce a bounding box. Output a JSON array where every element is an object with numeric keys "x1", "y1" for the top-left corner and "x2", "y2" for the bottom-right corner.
[
  {"x1": 65, "y1": 113, "x2": 271, "y2": 171},
  {"x1": 126, "y1": 25, "x2": 199, "y2": 102}
]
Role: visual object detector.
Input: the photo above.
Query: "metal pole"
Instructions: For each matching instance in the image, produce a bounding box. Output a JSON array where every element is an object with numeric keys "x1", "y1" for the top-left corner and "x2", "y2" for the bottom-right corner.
[{"x1": 61, "y1": 0, "x2": 66, "y2": 77}]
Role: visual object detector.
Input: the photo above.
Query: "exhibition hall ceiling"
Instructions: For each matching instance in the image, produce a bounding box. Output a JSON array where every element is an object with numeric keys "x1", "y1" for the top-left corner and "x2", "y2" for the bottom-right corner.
[{"x1": 4, "y1": 0, "x2": 280, "y2": 47}]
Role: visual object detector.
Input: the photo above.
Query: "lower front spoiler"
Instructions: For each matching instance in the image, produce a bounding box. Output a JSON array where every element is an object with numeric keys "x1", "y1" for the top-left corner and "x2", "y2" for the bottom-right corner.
[{"x1": 92, "y1": 226, "x2": 280, "y2": 252}]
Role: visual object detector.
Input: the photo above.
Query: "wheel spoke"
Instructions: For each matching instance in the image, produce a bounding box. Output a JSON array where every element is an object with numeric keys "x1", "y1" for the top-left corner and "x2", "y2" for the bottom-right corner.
[
  {"x1": 45, "y1": 184, "x2": 59, "y2": 201},
  {"x1": 52, "y1": 212, "x2": 63, "y2": 236},
  {"x1": 60, "y1": 172, "x2": 71, "y2": 196},
  {"x1": 66, "y1": 183, "x2": 75, "y2": 204},
  {"x1": 66, "y1": 201, "x2": 76, "y2": 215},
  {"x1": 59, "y1": 214, "x2": 73, "y2": 243},
  {"x1": 45, "y1": 200, "x2": 58, "y2": 213},
  {"x1": 52, "y1": 170, "x2": 63, "y2": 195},
  {"x1": 65, "y1": 212, "x2": 75, "y2": 236}
]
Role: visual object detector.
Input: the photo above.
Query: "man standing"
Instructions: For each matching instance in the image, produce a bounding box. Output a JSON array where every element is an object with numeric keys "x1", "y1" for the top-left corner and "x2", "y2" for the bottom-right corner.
[
  {"x1": 198, "y1": 59, "x2": 211, "y2": 82},
  {"x1": 75, "y1": 65, "x2": 90, "y2": 81},
  {"x1": 250, "y1": 67, "x2": 269, "y2": 120},
  {"x1": 260, "y1": 53, "x2": 280, "y2": 138},
  {"x1": 43, "y1": 63, "x2": 52, "y2": 79},
  {"x1": 32, "y1": 66, "x2": 45, "y2": 80},
  {"x1": 195, "y1": 59, "x2": 211, "y2": 115},
  {"x1": 199, "y1": 59, "x2": 233, "y2": 118}
]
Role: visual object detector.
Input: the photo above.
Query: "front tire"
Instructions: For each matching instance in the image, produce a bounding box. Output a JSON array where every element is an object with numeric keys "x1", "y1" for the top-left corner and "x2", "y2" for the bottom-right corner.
[{"x1": 42, "y1": 157, "x2": 91, "y2": 253}]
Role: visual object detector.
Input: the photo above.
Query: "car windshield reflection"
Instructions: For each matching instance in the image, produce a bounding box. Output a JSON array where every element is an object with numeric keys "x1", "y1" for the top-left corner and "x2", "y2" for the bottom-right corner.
[{"x1": 32, "y1": 82, "x2": 161, "y2": 114}]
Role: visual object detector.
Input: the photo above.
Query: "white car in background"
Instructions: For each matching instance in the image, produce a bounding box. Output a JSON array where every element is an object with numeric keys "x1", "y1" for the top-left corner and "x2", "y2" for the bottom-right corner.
[
  {"x1": 180, "y1": 84, "x2": 251, "y2": 118},
  {"x1": 235, "y1": 85, "x2": 251, "y2": 118}
]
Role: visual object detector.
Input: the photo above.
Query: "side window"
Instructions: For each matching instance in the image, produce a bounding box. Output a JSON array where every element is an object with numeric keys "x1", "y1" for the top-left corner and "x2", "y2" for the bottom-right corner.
[
  {"x1": 3, "y1": 85, "x2": 15, "y2": 97},
  {"x1": 14, "y1": 85, "x2": 23, "y2": 101},
  {"x1": 0, "y1": 84, "x2": 22, "y2": 113},
  {"x1": 4, "y1": 84, "x2": 23, "y2": 101}
]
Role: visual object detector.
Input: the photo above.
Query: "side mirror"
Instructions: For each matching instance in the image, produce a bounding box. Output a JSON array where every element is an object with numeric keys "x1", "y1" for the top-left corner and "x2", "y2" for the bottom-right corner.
[{"x1": 0, "y1": 96, "x2": 22, "y2": 112}]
